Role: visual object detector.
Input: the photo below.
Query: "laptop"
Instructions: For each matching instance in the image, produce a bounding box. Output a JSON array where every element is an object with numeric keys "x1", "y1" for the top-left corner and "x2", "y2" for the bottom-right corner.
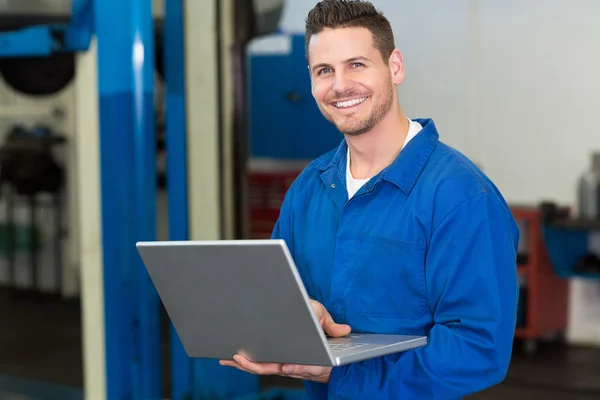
[{"x1": 136, "y1": 239, "x2": 427, "y2": 367}]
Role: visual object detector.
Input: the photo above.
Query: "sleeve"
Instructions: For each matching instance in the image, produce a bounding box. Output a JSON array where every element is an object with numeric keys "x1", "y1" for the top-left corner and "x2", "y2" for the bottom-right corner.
[{"x1": 326, "y1": 192, "x2": 520, "y2": 399}]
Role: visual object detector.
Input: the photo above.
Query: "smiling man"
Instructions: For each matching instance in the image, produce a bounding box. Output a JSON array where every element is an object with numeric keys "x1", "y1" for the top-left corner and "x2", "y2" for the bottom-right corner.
[{"x1": 220, "y1": 0, "x2": 520, "y2": 398}]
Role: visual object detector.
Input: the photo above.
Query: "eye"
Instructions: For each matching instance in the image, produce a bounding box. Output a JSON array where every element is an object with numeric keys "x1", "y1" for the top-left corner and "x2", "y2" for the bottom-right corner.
[
  {"x1": 318, "y1": 67, "x2": 333, "y2": 75},
  {"x1": 351, "y1": 62, "x2": 365, "y2": 68}
]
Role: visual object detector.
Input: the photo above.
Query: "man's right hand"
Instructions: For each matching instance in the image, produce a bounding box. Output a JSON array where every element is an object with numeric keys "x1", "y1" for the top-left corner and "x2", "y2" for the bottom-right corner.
[
  {"x1": 218, "y1": 299, "x2": 351, "y2": 382},
  {"x1": 311, "y1": 299, "x2": 352, "y2": 337}
]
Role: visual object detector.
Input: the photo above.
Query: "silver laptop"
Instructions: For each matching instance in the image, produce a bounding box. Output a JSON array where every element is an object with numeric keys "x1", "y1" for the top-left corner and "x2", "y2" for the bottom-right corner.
[{"x1": 136, "y1": 239, "x2": 427, "y2": 367}]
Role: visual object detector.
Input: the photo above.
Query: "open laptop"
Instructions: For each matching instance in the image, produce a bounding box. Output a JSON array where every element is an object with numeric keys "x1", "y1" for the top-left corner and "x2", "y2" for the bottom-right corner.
[{"x1": 136, "y1": 239, "x2": 427, "y2": 367}]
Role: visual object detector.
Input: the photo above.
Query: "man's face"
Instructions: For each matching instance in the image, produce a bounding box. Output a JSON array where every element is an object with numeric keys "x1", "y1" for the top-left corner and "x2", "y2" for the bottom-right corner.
[{"x1": 307, "y1": 27, "x2": 403, "y2": 136}]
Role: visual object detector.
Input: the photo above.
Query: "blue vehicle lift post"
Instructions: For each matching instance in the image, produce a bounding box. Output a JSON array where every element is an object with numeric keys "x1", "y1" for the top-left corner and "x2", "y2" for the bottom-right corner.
[
  {"x1": 163, "y1": 0, "x2": 191, "y2": 397},
  {"x1": 94, "y1": 0, "x2": 161, "y2": 398},
  {"x1": 164, "y1": 0, "x2": 260, "y2": 397}
]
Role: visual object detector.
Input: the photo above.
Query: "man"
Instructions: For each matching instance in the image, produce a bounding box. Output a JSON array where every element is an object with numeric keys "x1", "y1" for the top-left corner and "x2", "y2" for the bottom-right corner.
[{"x1": 220, "y1": 0, "x2": 520, "y2": 398}]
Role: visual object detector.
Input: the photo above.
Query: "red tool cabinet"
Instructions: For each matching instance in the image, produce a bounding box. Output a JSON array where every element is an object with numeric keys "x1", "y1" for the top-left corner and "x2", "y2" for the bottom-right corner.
[{"x1": 512, "y1": 206, "x2": 569, "y2": 353}]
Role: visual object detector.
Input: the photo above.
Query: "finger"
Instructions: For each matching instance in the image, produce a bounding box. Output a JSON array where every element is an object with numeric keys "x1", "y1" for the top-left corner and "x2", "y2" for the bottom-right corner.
[
  {"x1": 282, "y1": 364, "x2": 308, "y2": 376},
  {"x1": 219, "y1": 360, "x2": 256, "y2": 375},
  {"x1": 313, "y1": 301, "x2": 326, "y2": 321},
  {"x1": 282, "y1": 364, "x2": 326, "y2": 378},
  {"x1": 280, "y1": 373, "x2": 311, "y2": 380},
  {"x1": 324, "y1": 322, "x2": 352, "y2": 338},
  {"x1": 233, "y1": 355, "x2": 283, "y2": 375},
  {"x1": 312, "y1": 301, "x2": 351, "y2": 337},
  {"x1": 319, "y1": 316, "x2": 326, "y2": 328},
  {"x1": 321, "y1": 310, "x2": 351, "y2": 336}
]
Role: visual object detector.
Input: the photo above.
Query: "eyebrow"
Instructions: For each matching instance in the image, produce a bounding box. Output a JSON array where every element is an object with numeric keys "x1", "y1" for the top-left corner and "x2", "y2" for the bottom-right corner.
[{"x1": 311, "y1": 56, "x2": 371, "y2": 72}]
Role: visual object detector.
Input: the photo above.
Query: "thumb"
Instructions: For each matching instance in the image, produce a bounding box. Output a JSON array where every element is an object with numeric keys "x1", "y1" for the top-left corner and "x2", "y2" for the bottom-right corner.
[
  {"x1": 325, "y1": 322, "x2": 351, "y2": 338},
  {"x1": 322, "y1": 318, "x2": 352, "y2": 338}
]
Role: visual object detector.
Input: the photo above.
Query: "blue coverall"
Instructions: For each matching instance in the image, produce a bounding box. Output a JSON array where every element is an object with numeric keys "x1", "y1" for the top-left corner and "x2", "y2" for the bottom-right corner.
[{"x1": 271, "y1": 118, "x2": 520, "y2": 399}]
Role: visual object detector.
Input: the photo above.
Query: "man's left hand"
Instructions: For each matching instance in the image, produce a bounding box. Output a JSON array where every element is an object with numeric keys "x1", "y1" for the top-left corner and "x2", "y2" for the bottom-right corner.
[{"x1": 219, "y1": 355, "x2": 332, "y2": 383}]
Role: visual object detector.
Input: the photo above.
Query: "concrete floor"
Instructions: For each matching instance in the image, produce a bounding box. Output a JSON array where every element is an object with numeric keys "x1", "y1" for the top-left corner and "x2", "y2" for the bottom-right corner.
[
  {"x1": 263, "y1": 343, "x2": 600, "y2": 400},
  {"x1": 264, "y1": 341, "x2": 600, "y2": 400},
  {"x1": 1, "y1": 288, "x2": 599, "y2": 399}
]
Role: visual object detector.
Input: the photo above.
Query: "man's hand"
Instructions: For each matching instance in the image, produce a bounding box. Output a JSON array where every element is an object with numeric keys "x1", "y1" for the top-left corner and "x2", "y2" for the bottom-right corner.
[
  {"x1": 219, "y1": 355, "x2": 333, "y2": 383},
  {"x1": 311, "y1": 300, "x2": 352, "y2": 338},
  {"x1": 219, "y1": 300, "x2": 351, "y2": 383}
]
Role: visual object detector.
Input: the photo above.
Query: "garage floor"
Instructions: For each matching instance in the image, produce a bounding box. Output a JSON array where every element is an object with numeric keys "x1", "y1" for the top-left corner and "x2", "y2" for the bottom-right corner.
[
  {"x1": 265, "y1": 343, "x2": 600, "y2": 400},
  {"x1": 0, "y1": 288, "x2": 599, "y2": 400}
]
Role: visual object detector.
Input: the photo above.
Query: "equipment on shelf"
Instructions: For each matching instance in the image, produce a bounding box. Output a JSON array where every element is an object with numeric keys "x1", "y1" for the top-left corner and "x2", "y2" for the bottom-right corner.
[
  {"x1": 577, "y1": 152, "x2": 600, "y2": 220},
  {"x1": 0, "y1": 124, "x2": 66, "y2": 196},
  {"x1": 0, "y1": 53, "x2": 75, "y2": 96},
  {"x1": 573, "y1": 253, "x2": 600, "y2": 275},
  {"x1": 540, "y1": 200, "x2": 600, "y2": 280},
  {"x1": 0, "y1": 124, "x2": 66, "y2": 299}
]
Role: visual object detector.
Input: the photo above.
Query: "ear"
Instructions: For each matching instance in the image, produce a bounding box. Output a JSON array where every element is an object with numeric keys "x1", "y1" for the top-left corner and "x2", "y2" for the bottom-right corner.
[{"x1": 388, "y1": 49, "x2": 405, "y2": 85}]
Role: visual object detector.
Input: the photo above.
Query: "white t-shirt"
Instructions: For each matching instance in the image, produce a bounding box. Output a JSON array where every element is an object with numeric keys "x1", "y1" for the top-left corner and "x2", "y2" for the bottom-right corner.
[{"x1": 346, "y1": 118, "x2": 423, "y2": 199}]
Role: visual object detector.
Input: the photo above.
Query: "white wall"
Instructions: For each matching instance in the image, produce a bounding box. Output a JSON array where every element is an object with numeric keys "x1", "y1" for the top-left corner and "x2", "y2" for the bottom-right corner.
[
  {"x1": 458, "y1": 0, "x2": 600, "y2": 346},
  {"x1": 267, "y1": 0, "x2": 600, "y2": 345}
]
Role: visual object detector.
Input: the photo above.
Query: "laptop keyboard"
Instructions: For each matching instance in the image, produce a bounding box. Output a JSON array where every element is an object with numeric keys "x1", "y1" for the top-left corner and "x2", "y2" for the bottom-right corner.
[{"x1": 329, "y1": 343, "x2": 368, "y2": 352}]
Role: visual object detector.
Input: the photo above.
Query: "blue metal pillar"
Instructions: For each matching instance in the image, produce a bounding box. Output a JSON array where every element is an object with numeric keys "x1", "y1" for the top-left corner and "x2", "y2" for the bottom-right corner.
[
  {"x1": 163, "y1": 0, "x2": 191, "y2": 398},
  {"x1": 163, "y1": 0, "x2": 260, "y2": 398},
  {"x1": 94, "y1": 0, "x2": 161, "y2": 398}
]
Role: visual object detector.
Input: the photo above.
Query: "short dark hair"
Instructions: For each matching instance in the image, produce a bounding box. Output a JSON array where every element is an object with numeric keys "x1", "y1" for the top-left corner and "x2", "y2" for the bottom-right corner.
[{"x1": 304, "y1": 0, "x2": 396, "y2": 64}]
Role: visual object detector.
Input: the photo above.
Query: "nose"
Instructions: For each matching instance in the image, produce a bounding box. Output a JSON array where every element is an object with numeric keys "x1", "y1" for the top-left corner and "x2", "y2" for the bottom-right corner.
[{"x1": 333, "y1": 72, "x2": 352, "y2": 92}]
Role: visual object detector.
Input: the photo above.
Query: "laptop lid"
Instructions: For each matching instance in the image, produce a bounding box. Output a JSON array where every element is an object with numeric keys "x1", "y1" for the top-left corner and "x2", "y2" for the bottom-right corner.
[{"x1": 136, "y1": 239, "x2": 335, "y2": 366}]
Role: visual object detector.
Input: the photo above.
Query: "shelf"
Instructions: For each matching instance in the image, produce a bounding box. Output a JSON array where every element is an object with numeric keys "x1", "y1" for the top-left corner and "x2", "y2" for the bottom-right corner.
[
  {"x1": 548, "y1": 218, "x2": 600, "y2": 230},
  {"x1": 514, "y1": 327, "x2": 530, "y2": 338},
  {"x1": 517, "y1": 264, "x2": 528, "y2": 275},
  {"x1": 543, "y1": 225, "x2": 600, "y2": 280},
  {"x1": 567, "y1": 272, "x2": 600, "y2": 280}
]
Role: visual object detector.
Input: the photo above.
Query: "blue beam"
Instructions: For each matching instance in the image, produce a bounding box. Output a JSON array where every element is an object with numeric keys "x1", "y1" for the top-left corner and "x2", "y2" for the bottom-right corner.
[
  {"x1": 164, "y1": 0, "x2": 259, "y2": 397},
  {"x1": 64, "y1": 0, "x2": 94, "y2": 51},
  {"x1": 94, "y1": 0, "x2": 161, "y2": 397},
  {"x1": 163, "y1": 0, "x2": 192, "y2": 398},
  {"x1": 0, "y1": 0, "x2": 93, "y2": 57},
  {"x1": 0, "y1": 27, "x2": 54, "y2": 56},
  {"x1": 131, "y1": 0, "x2": 161, "y2": 396}
]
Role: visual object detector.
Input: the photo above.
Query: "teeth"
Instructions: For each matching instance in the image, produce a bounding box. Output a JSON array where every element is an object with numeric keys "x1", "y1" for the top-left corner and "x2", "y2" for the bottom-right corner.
[{"x1": 335, "y1": 97, "x2": 367, "y2": 108}]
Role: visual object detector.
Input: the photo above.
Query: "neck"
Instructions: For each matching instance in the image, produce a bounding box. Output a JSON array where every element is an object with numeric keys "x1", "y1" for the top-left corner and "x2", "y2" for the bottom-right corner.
[{"x1": 346, "y1": 106, "x2": 409, "y2": 179}]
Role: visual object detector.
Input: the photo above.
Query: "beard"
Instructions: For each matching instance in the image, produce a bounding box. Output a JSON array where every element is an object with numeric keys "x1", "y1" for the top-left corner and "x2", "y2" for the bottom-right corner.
[{"x1": 320, "y1": 81, "x2": 395, "y2": 136}]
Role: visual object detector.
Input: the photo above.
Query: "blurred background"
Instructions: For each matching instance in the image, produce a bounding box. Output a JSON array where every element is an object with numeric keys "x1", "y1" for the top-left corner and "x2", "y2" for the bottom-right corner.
[{"x1": 0, "y1": 0, "x2": 598, "y2": 399}]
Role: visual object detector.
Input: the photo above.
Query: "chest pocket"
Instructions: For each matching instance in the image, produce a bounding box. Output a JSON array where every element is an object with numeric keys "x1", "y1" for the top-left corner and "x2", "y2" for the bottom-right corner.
[{"x1": 348, "y1": 235, "x2": 428, "y2": 319}]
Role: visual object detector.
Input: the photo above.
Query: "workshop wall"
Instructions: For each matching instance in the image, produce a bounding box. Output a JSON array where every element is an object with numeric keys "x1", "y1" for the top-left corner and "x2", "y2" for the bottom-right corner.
[
  {"x1": 0, "y1": 75, "x2": 79, "y2": 297},
  {"x1": 0, "y1": 0, "x2": 167, "y2": 298},
  {"x1": 249, "y1": 0, "x2": 600, "y2": 345}
]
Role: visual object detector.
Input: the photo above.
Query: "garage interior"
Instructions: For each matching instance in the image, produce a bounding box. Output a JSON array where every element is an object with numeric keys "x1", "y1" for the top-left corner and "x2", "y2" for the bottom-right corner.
[{"x1": 0, "y1": 0, "x2": 599, "y2": 399}]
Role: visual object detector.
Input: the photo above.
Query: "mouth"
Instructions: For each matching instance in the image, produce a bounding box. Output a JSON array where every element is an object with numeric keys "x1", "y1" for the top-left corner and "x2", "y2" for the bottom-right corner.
[{"x1": 331, "y1": 96, "x2": 368, "y2": 109}]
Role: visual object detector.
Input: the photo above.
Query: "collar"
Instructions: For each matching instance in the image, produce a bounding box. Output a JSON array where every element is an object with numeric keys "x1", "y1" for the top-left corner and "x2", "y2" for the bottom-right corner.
[{"x1": 315, "y1": 118, "x2": 439, "y2": 194}]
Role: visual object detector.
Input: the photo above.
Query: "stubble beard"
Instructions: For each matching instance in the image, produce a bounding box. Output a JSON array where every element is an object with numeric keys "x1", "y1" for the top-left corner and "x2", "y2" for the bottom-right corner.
[{"x1": 321, "y1": 82, "x2": 395, "y2": 136}]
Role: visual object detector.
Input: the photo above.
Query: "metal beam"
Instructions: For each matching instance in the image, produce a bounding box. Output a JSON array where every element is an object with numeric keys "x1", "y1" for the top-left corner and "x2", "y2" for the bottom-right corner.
[
  {"x1": 165, "y1": 0, "x2": 259, "y2": 396},
  {"x1": 93, "y1": 0, "x2": 161, "y2": 397},
  {"x1": 163, "y1": 0, "x2": 191, "y2": 397}
]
